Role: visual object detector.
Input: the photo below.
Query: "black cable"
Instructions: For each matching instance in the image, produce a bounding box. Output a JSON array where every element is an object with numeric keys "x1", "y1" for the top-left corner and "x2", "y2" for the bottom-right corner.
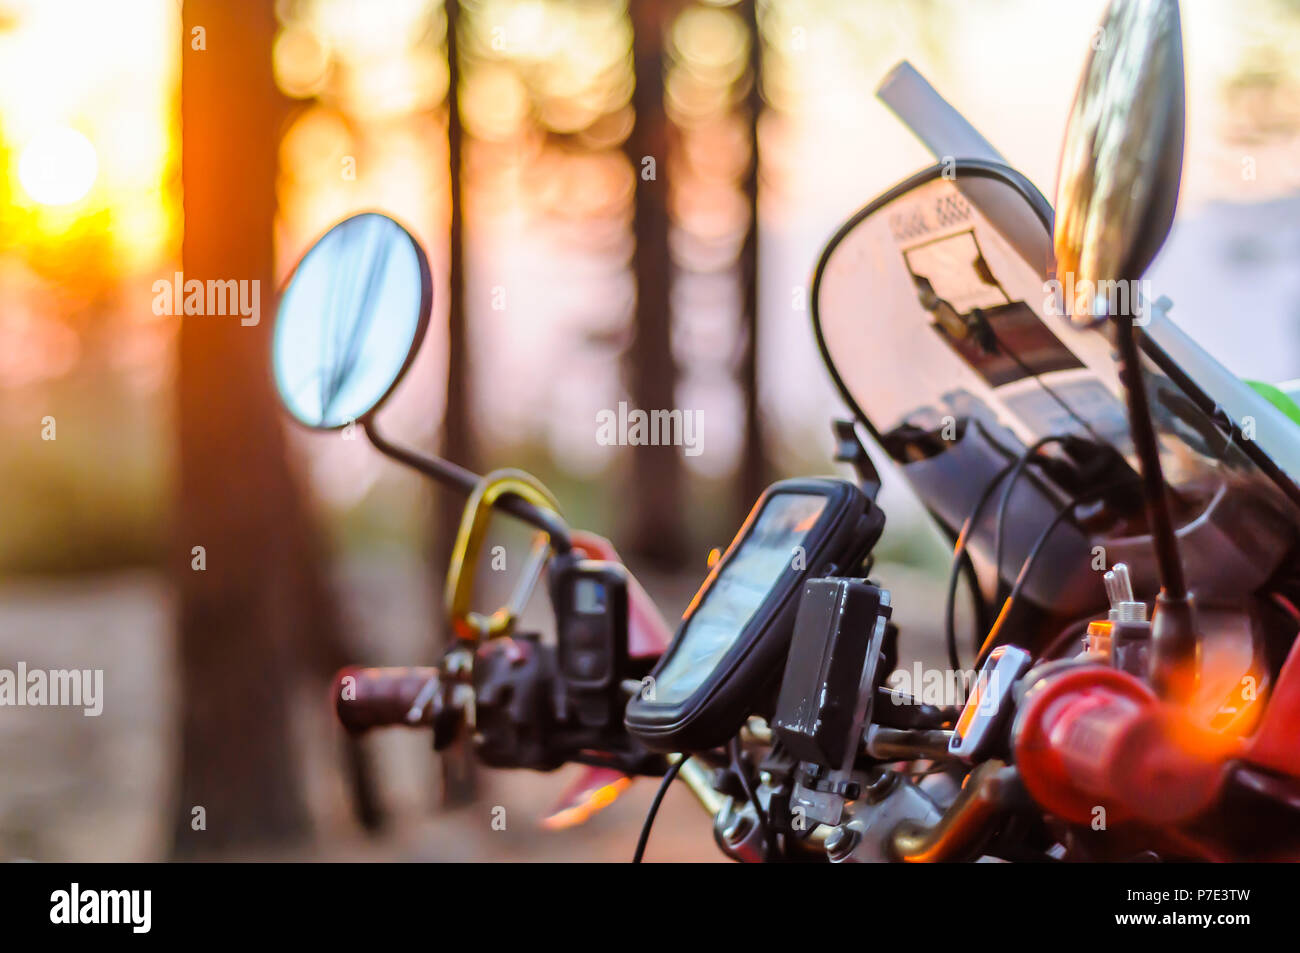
[
  {"x1": 976, "y1": 477, "x2": 1136, "y2": 666},
  {"x1": 729, "y1": 738, "x2": 774, "y2": 860},
  {"x1": 632, "y1": 756, "x2": 686, "y2": 863},
  {"x1": 959, "y1": 547, "x2": 990, "y2": 657},
  {"x1": 991, "y1": 436, "x2": 1069, "y2": 604},
  {"x1": 956, "y1": 546, "x2": 982, "y2": 642},
  {"x1": 943, "y1": 459, "x2": 1018, "y2": 673},
  {"x1": 946, "y1": 434, "x2": 1088, "y2": 672}
]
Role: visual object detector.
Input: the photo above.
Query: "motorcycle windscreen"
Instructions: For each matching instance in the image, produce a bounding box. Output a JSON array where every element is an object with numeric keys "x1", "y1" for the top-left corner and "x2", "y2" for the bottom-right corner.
[{"x1": 813, "y1": 169, "x2": 1299, "y2": 598}]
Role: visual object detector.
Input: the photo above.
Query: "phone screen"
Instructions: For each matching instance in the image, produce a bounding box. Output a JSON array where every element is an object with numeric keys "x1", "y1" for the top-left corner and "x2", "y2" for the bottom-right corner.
[{"x1": 652, "y1": 493, "x2": 828, "y2": 704}]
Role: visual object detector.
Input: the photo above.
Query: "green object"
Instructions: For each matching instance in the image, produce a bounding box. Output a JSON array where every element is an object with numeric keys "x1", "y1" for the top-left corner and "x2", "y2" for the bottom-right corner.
[{"x1": 1246, "y1": 380, "x2": 1300, "y2": 428}]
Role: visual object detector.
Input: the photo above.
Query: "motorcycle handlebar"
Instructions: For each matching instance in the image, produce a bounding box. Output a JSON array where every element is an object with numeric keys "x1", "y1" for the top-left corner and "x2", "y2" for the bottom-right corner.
[
  {"x1": 333, "y1": 666, "x2": 445, "y2": 734},
  {"x1": 1013, "y1": 666, "x2": 1233, "y2": 826}
]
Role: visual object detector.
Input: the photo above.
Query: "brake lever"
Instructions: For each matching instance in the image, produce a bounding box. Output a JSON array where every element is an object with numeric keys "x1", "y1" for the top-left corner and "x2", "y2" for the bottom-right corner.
[{"x1": 405, "y1": 676, "x2": 441, "y2": 724}]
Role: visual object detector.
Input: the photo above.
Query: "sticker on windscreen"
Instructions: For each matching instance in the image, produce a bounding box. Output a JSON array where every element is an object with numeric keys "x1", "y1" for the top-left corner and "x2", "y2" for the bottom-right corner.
[{"x1": 901, "y1": 229, "x2": 1083, "y2": 388}]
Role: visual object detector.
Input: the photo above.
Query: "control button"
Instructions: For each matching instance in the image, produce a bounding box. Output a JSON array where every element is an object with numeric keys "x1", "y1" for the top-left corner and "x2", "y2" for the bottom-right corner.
[
  {"x1": 565, "y1": 650, "x2": 607, "y2": 679},
  {"x1": 567, "y1": 621, "x2": 604, "y2": 649}
]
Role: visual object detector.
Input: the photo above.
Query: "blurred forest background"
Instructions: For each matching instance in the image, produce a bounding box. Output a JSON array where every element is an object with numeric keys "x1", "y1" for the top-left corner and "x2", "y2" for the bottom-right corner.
[{"x1": 1, "y1": 0, "x2": 1299, "y2": 861}]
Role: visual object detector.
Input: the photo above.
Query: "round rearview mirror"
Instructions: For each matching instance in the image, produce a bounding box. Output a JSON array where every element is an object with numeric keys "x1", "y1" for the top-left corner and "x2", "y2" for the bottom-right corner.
[
  {"x1": 1053, "y1": 0, "x2": 1185, "y2": 327},
  {"x1": 272, "y1": 212, "x2": 432, "y2": 429}
]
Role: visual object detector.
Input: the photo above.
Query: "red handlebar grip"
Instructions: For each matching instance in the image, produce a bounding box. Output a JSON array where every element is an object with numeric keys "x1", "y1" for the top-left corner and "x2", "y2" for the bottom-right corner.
[
  {"x1": 1015, "y1": 667, "x2": 1230, "y2": 825},
  {"x1": 333, "y1": 666, "x2": 442, "y2": 734}
]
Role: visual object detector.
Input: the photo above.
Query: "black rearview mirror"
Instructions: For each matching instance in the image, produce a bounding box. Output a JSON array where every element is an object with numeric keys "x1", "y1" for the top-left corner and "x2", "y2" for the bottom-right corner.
[
  {"x1": 1053, "y1": 0, "x2": 1185, "y2": 326},
  {"x1": 272, "y1": 212, "x2": 432, "y2": 429}
]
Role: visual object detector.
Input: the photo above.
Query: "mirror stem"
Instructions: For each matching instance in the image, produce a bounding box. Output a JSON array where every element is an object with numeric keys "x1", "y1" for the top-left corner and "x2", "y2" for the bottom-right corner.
[
  {"x1": 364, "y1": 418, "x2": 479, "y2": 494},
  {"x1": 362, "y1": 419, "x2": 572, "y2": 552},
  {"x1": 1114, "y1": 315, "x2": 1197, "y2": 698},
  {"x1": 1114, "y1": 316, "x2": 1185, "y2": 598}
]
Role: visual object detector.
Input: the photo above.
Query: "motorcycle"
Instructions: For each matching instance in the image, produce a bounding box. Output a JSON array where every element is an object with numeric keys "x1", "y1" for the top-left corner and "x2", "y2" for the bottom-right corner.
[{"x1": 268, "y1": 0, "x2": 1300, "y2": 862}]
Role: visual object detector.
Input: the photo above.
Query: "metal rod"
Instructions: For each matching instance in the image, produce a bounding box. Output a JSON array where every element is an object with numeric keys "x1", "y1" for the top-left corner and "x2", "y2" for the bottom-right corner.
[
  {"x1": 865, "y1": 727, "x2": 956, "y2": 761},
  {"x1": 890, "y1": 760, "x2": 1013, "y2": 862},
  {"x1": 1114, "y1": 317, "x2": 1187, "y2": 599},
  {"x1": 671, "y1": 755, "x2": 726, "y2": 816},
  {"x1": 364, "y1": 418, "x2": 572, "y2": 551},
  {"x1": 364, "y1": 418, "x2": 479, "y2": 493}
]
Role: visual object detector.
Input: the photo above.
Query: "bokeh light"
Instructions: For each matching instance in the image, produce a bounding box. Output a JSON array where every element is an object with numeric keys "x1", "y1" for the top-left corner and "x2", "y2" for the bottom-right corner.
[{"x1": 17, "y1": 126, "x2": 98, "y2": 206}]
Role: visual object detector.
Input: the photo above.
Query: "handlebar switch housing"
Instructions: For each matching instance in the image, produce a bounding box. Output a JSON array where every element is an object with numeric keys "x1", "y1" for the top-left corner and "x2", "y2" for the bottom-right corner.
[
  {"x1": 948, "y1": 644, "x2": 1032, "y2": 762},
  {"x1": 469, "y1": 562, "x2": 661, "y2": 776},
  {"x1": 474, "y1": 634, "x2": 563, "y2": 770}
]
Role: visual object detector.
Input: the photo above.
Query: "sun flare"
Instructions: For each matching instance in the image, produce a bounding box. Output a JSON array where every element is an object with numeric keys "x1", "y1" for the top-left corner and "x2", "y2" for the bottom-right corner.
[{"x1": 17, "y1": 126, "x2": 99, "y2": 207}]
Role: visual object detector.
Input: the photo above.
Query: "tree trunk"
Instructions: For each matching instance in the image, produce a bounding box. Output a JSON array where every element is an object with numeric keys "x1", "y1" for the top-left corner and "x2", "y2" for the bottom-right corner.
[
  {"x1": 433, "y1": 0, "x2": 480, "y2": 807},
  {"x1": 172, "y1": 0, "x2": 318, "y2": 856},
  {"x1": 623, "y1": 0, "x2": 688, "y2": 568},
  {"x1": 736, "y1": 0, "x2": 770, "y2": 521}
]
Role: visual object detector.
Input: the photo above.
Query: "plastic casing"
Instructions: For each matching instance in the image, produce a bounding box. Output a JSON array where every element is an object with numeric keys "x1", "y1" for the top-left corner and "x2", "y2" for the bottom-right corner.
[
  {"x1": 624, "y1": 477, "x2": 883, "y2": 753},
  {"x1": 551, "y1": 558, "x2": 629, "y2": 729},
  {"x1": 772, "y1": 578, "x2": 891, "y2": 767}
]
